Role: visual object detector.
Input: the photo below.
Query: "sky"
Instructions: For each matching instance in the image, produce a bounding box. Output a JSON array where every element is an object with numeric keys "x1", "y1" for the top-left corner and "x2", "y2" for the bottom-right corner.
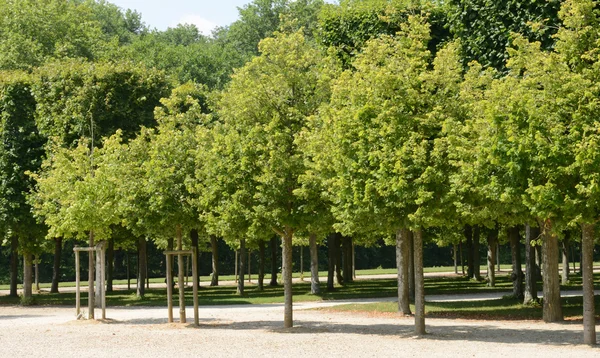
[
  {"x1": 107, "y1": 1, "x2": 251, "y2": 35},
  {"x1": 107, "y1": 1, "x2": 336, "y2": 36}
]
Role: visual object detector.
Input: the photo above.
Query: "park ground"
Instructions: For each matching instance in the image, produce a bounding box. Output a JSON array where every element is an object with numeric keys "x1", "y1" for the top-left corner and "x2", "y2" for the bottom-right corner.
[
  {"x1": 1, "y1": 270, "x2": 599, "y2": 357},
  {"x1": 0, "y1": 298, "x2": 599, "y2": 358}
]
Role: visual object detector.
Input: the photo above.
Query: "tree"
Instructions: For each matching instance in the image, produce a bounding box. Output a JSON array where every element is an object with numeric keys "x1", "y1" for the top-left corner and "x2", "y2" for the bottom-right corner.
[
  {"x1": 0, "y1": 0, "x2": 118, "y2": 70},
  {"x1": 447, "y1": 0, "x2": 562, "y2": 70},
  {"x1": 0, "y1": 72, "x2": 46, "y2": 299},
  {"x1": 307, "y1": 15, "x2": 464, "y2": 334},
  {"x1": 318, "y1": 0, "x2": 450, "y2": 67},
  {"x1": 205, "y1": 30, "x2": 334, "y2": 327}
]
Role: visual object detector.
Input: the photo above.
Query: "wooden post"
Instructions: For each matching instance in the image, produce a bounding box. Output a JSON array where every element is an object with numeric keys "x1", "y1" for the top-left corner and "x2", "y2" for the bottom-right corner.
[
  {"x1": 126, "y1": 252, "x2": 130, "y2": 290},
  {"x1": 75, "y1": 249, "x2": 80, "y2": 317},
  {"x1": 192, "y1": 247, "x2": 199, "y2": 327},
  {"x1": 176, "y1": 225, "x2": 186, "y2": 324},
  {"x1": 166, "y1": 253, "x2": 173, "y2": 323},
  {"x1": 352, "y1": 242, "x2": 356, "y2": 279},
  {"x1": 100, "y1": 245, "x2": 106, "y2": 320}
]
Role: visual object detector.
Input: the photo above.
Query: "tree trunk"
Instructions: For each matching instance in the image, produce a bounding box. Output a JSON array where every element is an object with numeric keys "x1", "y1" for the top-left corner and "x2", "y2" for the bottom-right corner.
[
  {"x1": 258, "y1": 240, "x2": 265, "y2": 291},
  {"x1": 535, "y1": 244, "x2": 543, "y2": 281},
  {"x1": 335, "y1": 234, "x2": 343, "y2": 285},
  {"x1": 464, "y1": 225, "x2": 474, "y2": 278},
  {"x1": 282, "y1": 230, "x2": 293, "y2": 328},
  {"x1": 459, "y1": 241, "x2": 464, "y2": 275},
  {"x1": 396, "y1": 228, "x2": 411, "y2": 315},
  {"x1": 413, "y1": 228, "x2": 425, "y2": 335},
  {"x1": 327, "y1": 234, "x2": 335, "y2": 291},
  {"x1": 137, "y1": 237, "x2": 147, "y2": 297},
  {"x1": 408, "y1": 231, "x2": 415, "y2": 301},
  {"x1": 270, "y1": 236, "x2": 278, "y2": 286},
  {"x1": 508, "y1": 226, "x2": 523, "y2": 299},
  {"x1": 524, "y1": 224, "x2": 540, "y2": 304},
  {"x1": 453, "y1": 244, "x2": 458, "y2": 274},
  {"x1": 210, "y1": 236, "x2": 219, "y2": 286},
  {"x1": 23, "y1": 253, "x2": 33, "y2": 301},
  {"x1": 541, "y1": 220, "x2": 563, "y2": 322},
  {"x1": 190, "y1": 229, "x2": 200, "y2": 288},
  {"x1": 342, "y1": 236, "x2": 353, "y2": 283},
  {"x1": 50, "y1": 237, "x2": 62, "y2": 294},
  {"x1": 309, "y1": 233, "x2": 321, "y2": 294},
  {"x1": 34, "y1": 256, "x2": 39, "y2": 292},
  {"x1": 581, "y1": 223, "x2": 596, "y2": 345},
  {"x1": 88, "y1": 231, "x2": 95, "y2": 319},
  {"x1": 561, "y1": 234, "x2": 570, "y2": 285},
  {"x1": 237, "y1": 238, "x2": 246, "y2": 296},
  {"x1": 106, "y1": 238, "x2": 114, "y2": 292},
  {"x1": 486, "y1": 227, "x2": 498, "y2": 287},
  {"x1": 472, "y1": 226, "x2": 481, "y2": 280},
  {"x1": 9, "y1": 236, "x2": 18, "y2": 297}
]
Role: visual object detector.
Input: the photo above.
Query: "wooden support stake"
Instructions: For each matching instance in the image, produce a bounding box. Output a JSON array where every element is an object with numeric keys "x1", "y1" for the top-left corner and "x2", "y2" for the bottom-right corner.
[
  {"x1": 101, "y1": 246, "x2": 106, "y2": 320},
  {"x1": 75, "y1": 250, "x2": 80, "y2": 317}
]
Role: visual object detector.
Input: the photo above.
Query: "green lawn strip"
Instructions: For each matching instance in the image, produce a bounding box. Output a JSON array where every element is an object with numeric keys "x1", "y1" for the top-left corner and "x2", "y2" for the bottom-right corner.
[
  {"x1": 1, "y1": 274, "x2": 596, "y2": 307},
  {"x1": 1, "y1": 264, "x2": 594, "y2": 290},
  {"x1": 323, "y1": 295, "x2": 600, "y2": 321}
]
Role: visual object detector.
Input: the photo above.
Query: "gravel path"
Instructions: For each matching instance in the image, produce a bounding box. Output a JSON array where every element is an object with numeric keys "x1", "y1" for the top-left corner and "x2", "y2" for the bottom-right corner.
[{"x1": 1, "y1": 299, "x2": 599, "y2": 358}]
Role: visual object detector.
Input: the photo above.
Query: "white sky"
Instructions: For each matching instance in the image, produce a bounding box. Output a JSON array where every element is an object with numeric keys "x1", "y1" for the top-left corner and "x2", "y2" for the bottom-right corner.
[{"x1": 108, "y1": 1, "x2": 336, "y2": 36}]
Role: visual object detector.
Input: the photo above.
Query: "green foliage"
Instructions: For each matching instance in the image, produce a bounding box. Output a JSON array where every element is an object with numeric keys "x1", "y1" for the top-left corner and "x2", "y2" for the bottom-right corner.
[
  {"x1": 29, "y1": 135, "x2": 124, "y2": 241},
  {"x1": 317, "y1": 0, "x2": 450, "y2": 67},
  {"x1": 202, "y1": 30, "x2": 334, "y2": 245},
  {"x1": 308, "y1": 15, "x2": 462, "y2": 235},
  {"x1": 447, "y1": 0, "x2": 562, "y2": 70},
  {"x1": 0, "y1": 72, "x2": 46, "y2": 249},
  {"x1": 32, "y1": 59, "x2": 170, "y2": 146},
  {"x1": 0, "y1": 0, "x2": 119, "y2": 70}
]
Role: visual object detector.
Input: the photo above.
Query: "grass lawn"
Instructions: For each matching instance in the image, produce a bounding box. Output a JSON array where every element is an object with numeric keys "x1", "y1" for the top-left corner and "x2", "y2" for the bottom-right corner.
[
  {"x1": 324, "y1": 295, "x2": 600, "y2": 321},
  {"x1": 1, "y1": 273, "x2": 596, "y2": 309}
]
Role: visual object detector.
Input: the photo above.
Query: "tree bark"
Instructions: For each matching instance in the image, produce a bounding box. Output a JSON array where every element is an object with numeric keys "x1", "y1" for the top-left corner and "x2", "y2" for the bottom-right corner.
[
  {"x1": 342, "y1": 236, "x2": 353, "y2": 283},
  {"x1": 472, "y1": 226, "x2": 481, "y2": 280},
  {"x1": 335, "y1": 233, "x2": 343, "y2": 285},
  {"x1": 327, "y1": 234, "x2": 335, "y2": 291},
  {"x1": 210, "y1": 236, "x2": 219, "y2": 286},
  {"x1": 258, "y1": 240, "x2": 265, "y2": 291},
  {"x1": 524, "y1": 224, "x2": 540, "y2": 304},
  {"x1": 413, "y1": 228, "x2": 425, "y2": 335},
  {"x1": 561, "y1": 234, "x2": 570, "y2": 285},
  {"x1": 9, "y1": 236, "x2": 18, "y2": 297},
  {"x1": 34, "y1": 256, "x2": 39, "y2": 292},
  {"x1": 453, "y1": 244, "x2": 458, "y2": 274},
  {"x1": 396, "y1": 228, "x2": 411, "y2": 315},
  {"x1": 50, "y1": 237, "x2": 62, "y2": 294},
  {"x1": 309, "y1": 233, "x2": 321, "y2": 294},
  {"x1": 282, "y1": 230, "x2": 293, "y2": 328},
  {"x1": 237, "y1": 238, "x2": 246, "y2": 296},
  {"x1": 408, "y1": 231, "x2": 415, "y2": 301},
  {"x1": 464, "y1": 225, "x2": 474, "y2": 278},
  {"x1": 581, "y1": 223, "x2": 596, "y2": 345},
  {"x1": 459, "y1": 241, "x2": 464, "y2": 275},
  {"x1": 106, "y1": 238, "x2": 114, "y2": 292},
  {"x1": 270, "y1": 236, "x2": 278, "y2": 286},
  {"x1": 541, "y1": 220, "x2": 563, "y2": 322},
  {"x1": 509, "y1": 226, "x2": 523, "y2": 299},
  {"x1": 190, "y1": 229, "x2": 200, "y2": 288},
  {"x1": 23, "y1": 253, "x2": 33, "y2": 301},
  {"x1": 137, "y1": 237, "x2": 147, "y2": 297},
  {"x1": 486, "y1": 227, "x2": 498, "y2": 287}
]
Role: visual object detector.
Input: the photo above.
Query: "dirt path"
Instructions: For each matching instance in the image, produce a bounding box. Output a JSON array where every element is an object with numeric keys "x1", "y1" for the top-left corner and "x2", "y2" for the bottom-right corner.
[{"x1": 1, "y1": 300, "x2": 598, "y2": 357}]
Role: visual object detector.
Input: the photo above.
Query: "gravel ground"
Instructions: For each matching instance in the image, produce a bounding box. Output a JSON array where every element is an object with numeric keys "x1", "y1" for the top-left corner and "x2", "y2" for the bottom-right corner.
[{"x1": 1, "y1": 300, "x2": 599, "y2": 358}]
